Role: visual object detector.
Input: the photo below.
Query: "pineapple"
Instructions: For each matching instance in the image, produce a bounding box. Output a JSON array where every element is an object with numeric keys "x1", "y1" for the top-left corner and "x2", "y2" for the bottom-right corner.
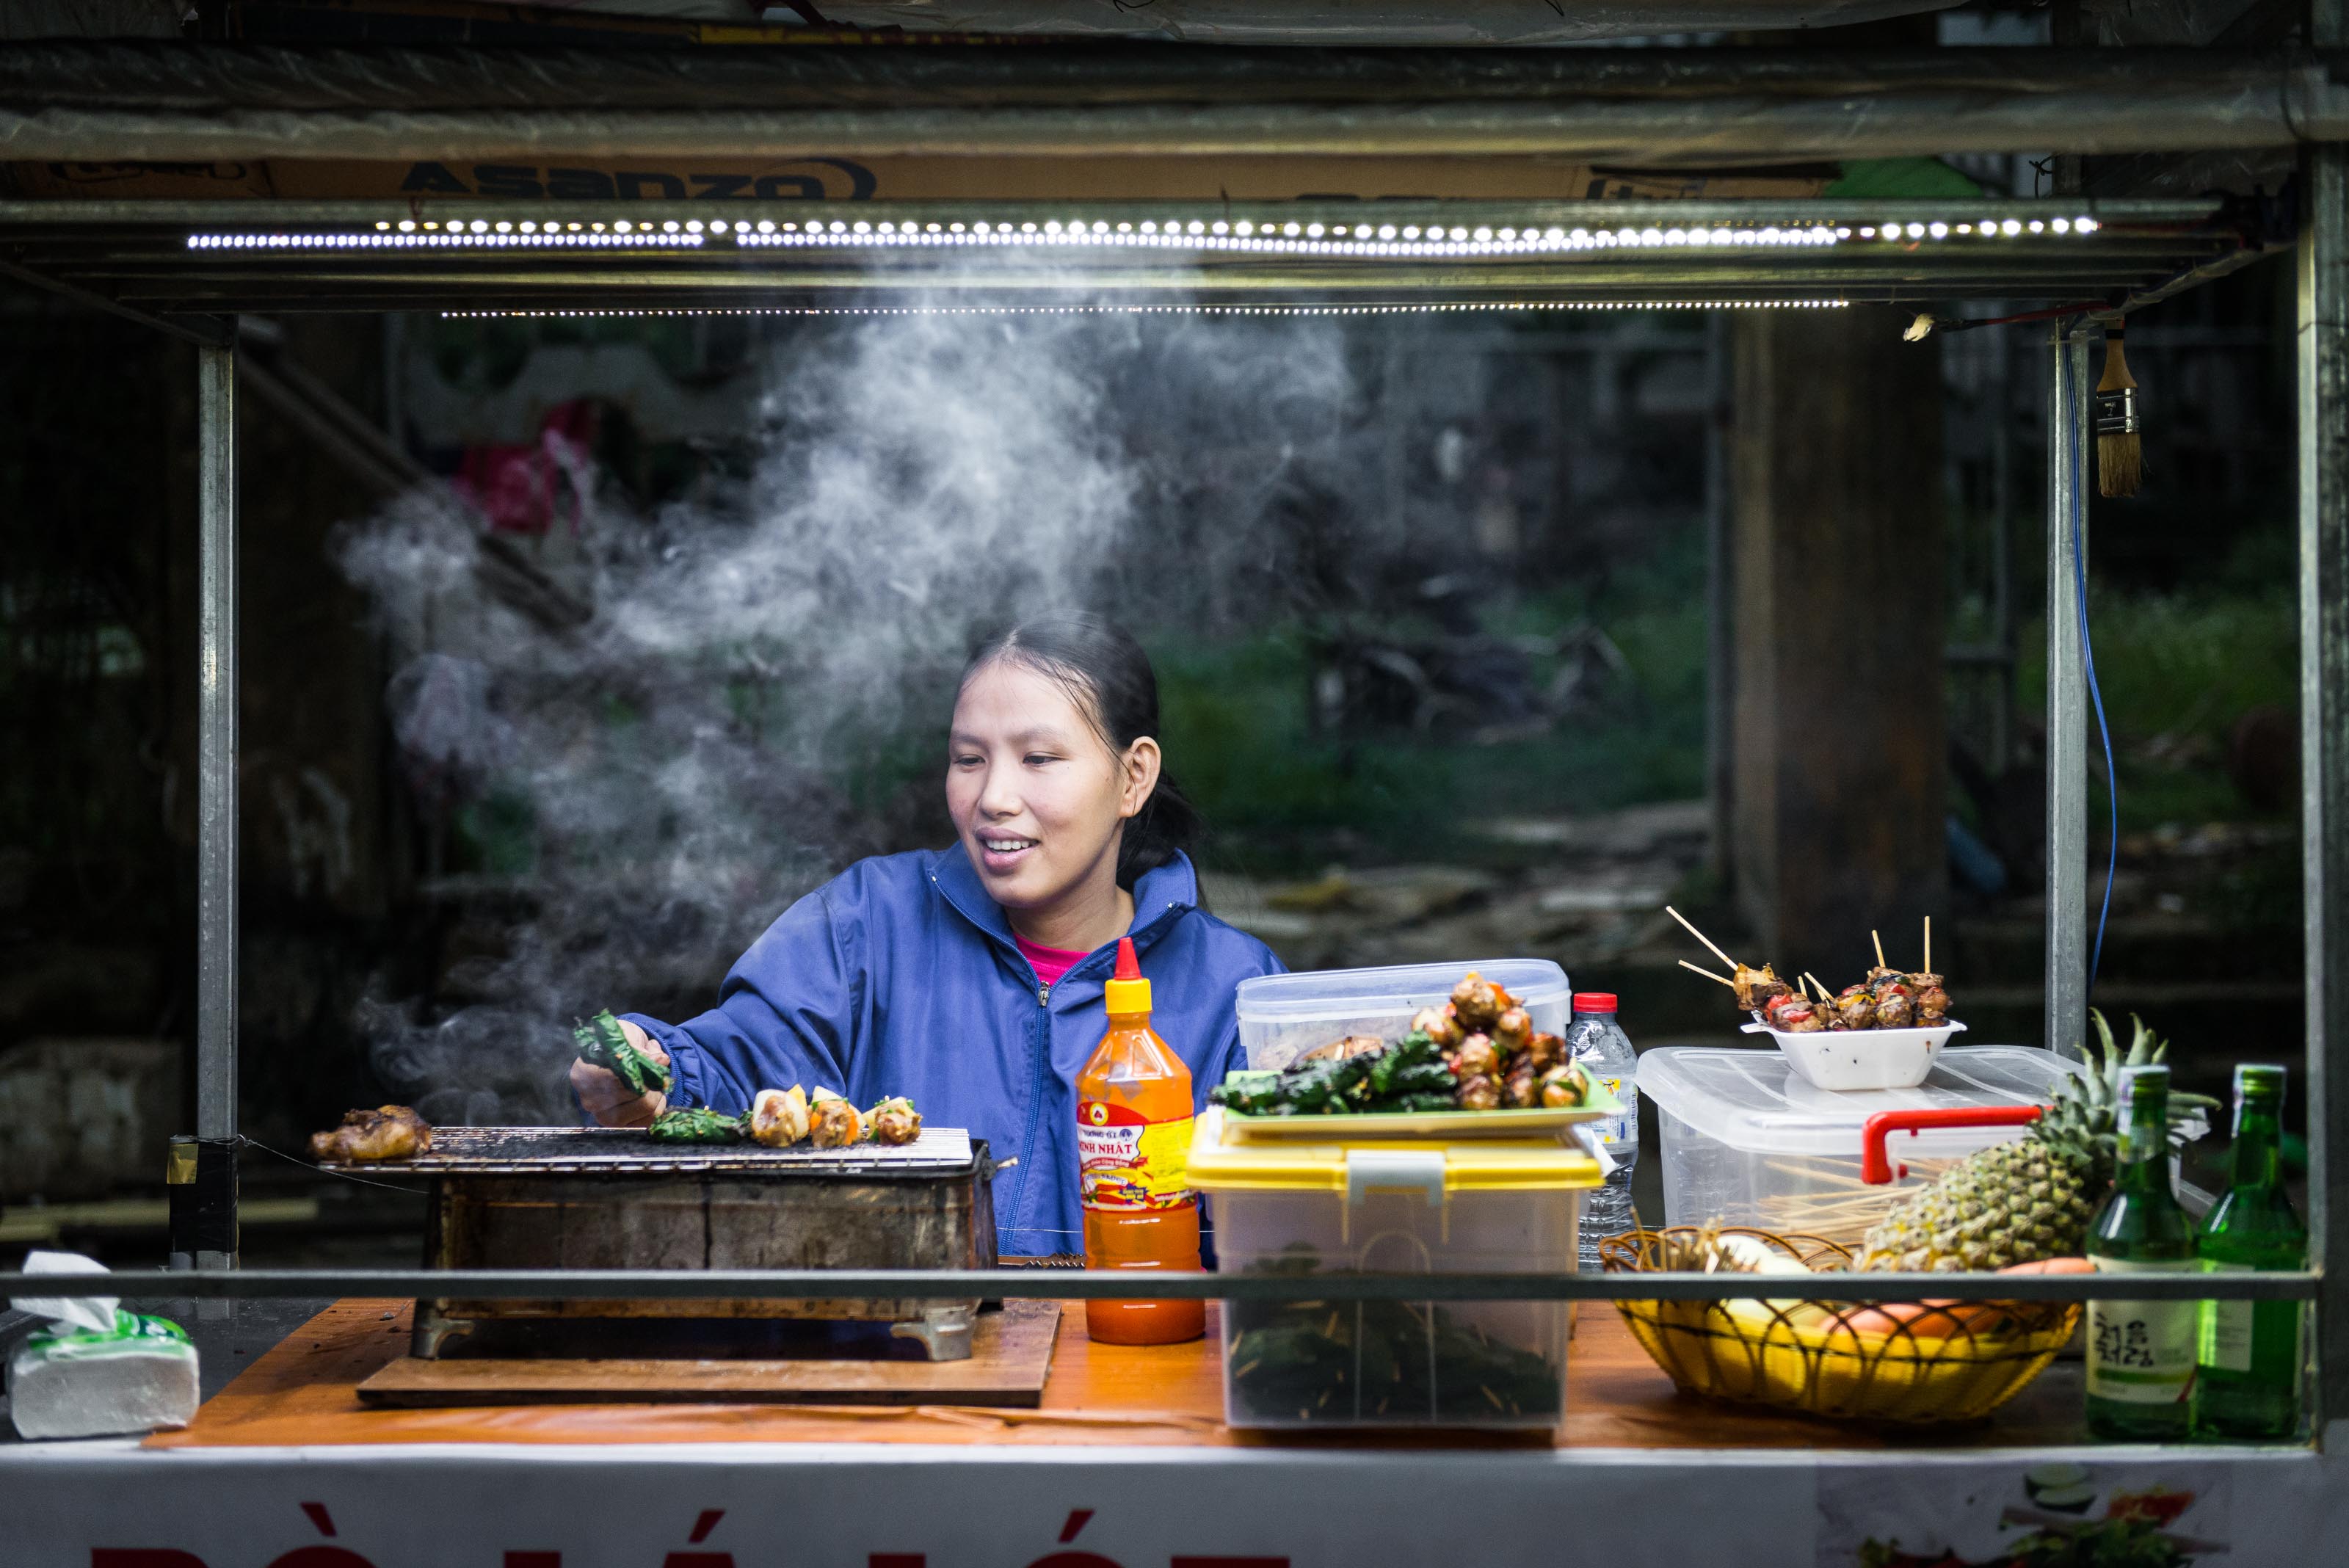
[{"x1": 1859, "y1": 1012, "x2": 2211, "y2": 1273}]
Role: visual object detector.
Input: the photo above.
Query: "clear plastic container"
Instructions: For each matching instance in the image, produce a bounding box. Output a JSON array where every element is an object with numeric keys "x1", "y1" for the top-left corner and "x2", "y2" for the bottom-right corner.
[
  {"x1": 1234, "y1": 959, "x2": 1571, "y2": 1071},
  {"x1": 1638, "y1": 1045, "x2": 2086, "y2": 1250},
  {"x1": 1190, "y1": 1109, "x2": 1599, "y2": 1430}
]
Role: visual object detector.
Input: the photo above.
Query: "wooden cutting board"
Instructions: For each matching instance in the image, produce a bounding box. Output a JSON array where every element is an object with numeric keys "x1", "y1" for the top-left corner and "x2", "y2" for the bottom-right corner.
[{"x1": 356, "y1": 1300, "x2": 1060, "y2": 1408}]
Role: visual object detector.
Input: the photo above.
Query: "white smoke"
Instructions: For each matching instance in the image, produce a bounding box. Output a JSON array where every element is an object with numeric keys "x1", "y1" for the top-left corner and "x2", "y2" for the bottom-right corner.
[{"x1": 334, "y1": 304, "x2": 1370, "y2": 1122}]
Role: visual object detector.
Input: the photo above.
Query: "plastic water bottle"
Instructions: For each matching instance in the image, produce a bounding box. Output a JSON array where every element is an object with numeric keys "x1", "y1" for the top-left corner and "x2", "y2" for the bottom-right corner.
[{"x1": 1565, "y1": 991, "x2": 1638, "y2": 1268}]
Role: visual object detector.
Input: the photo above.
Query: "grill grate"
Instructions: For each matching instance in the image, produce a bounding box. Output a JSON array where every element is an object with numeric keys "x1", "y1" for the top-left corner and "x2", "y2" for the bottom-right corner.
[{"x1": 320, "y1": 1123, "x2": 975, "y2": 1176}]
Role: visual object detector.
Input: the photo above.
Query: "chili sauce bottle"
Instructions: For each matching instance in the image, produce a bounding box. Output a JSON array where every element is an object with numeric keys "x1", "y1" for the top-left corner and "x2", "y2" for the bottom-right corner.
[
  {"x1": 2196, "y1": 1064, "x2": 2307, "y2": 1438},
  {"x1": 2085, "y1": 1064, "x2": 2199, "y2": 1440},
  {"x1": 1077, "y1": 937, "x2": 1206, "y2": 1345}
]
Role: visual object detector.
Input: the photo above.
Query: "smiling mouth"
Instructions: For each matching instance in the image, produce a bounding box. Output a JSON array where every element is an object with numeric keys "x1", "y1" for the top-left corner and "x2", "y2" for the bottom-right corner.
[{"x1": 981, "y1": 835, "x2": 1039, "y2": 854}]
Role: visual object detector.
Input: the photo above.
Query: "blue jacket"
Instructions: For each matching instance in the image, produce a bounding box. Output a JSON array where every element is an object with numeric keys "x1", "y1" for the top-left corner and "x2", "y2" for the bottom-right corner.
[{"x1": 625, "y1": 846, "x2": 1285, "y2": 1257}]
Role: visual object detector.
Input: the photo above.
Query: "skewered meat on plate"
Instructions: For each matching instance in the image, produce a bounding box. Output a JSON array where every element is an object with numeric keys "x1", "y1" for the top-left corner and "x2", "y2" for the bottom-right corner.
[
  {"x1": 1733, "y1": 963, "x2": 1793, "y2": 1013},
  {"x1": 1539, "y1": 1062, "x2": 1590, "y2": 1107},
  {"x1": 1410, "y1": 1003, "x2": 1464, "y2": 1048},
  {"x1": 311, "y1": 1105, "x2": 431, "y2": 1162},
  {"x1": 1762, "y1": 993, "x2": 1829, "y2": 1033},
  {"x1": 1449, "y1": 971, "x2": 1517, "y2": 1031}
]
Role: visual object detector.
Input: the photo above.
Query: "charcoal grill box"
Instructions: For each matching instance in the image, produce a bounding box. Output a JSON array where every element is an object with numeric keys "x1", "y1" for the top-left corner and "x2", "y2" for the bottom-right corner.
[{"x1": 355, "y1": 1125, "x2": 997, "y2": 1361}]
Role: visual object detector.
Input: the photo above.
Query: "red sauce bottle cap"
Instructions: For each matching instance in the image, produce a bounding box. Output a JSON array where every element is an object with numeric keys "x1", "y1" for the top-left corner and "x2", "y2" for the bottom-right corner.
[{"x1": 1105, "y1": 937, "x2": 1151, "y2": 1014}]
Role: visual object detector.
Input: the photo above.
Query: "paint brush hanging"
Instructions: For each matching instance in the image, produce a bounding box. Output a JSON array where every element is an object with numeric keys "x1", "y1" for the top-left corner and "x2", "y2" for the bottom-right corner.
[{"x1": 2095, "y1": 324, "x2": 2143, "y2": 498}]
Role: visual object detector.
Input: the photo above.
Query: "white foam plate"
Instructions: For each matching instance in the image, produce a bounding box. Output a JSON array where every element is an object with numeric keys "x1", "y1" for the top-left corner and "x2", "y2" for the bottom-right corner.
[{"x1": 1740, "y1": 1020, "x2": 1967, "y2": 1092}]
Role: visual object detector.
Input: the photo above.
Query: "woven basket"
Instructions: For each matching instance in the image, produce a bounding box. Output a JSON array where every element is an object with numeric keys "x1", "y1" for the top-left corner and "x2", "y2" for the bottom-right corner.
[{"x1": 1599, "y1": 1227, "x2": 2080, "y2": 1425}]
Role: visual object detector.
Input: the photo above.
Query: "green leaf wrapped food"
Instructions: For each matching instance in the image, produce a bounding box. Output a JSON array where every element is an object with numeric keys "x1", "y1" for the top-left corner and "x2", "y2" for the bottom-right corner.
[
  {"x1": 649, "y1": 1106, "x2": 745, "y2": 1143},
  {"x1": 574, "y1": 1009, "x2": 671, "y2": 1097}
]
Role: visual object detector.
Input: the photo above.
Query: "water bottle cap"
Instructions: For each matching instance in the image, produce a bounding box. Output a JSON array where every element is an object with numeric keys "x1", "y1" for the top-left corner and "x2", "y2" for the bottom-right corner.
[{"x1": 1572, "y1": 992, "x2": 1619, "y2": 1013}]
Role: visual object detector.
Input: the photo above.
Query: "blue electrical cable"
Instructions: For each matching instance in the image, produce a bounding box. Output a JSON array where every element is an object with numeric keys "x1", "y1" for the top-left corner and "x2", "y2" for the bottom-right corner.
[{"x1": 2061, "y1": 331, "x2": 2119, "y2": 989}]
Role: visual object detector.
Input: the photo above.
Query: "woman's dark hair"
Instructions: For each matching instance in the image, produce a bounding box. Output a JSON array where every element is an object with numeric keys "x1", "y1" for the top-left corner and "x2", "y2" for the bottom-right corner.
[{"x1": 962, "y1": 614, "x2": 1204, "y2": 890}]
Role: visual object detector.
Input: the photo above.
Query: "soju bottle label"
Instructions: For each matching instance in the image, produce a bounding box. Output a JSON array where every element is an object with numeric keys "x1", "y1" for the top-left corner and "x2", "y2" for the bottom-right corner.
[
  {"x1": 2199, "y1": 1261, "x2": 2304, "y2": 1374},
  {"x1": 2088, "y1": 1257, "x2": 2198, "y2": 1405}
]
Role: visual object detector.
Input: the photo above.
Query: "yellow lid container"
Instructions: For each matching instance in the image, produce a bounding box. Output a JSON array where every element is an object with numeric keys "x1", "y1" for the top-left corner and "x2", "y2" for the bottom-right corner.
[{"x1": 1187, "y1": 1107, "x2": 1602, "y2": 1197}]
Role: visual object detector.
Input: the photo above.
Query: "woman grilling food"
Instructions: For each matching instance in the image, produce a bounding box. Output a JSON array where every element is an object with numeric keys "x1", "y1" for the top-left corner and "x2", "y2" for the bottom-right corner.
[{"x1": 570, "y1": 614, "x2": 1285, "y2": 1257}]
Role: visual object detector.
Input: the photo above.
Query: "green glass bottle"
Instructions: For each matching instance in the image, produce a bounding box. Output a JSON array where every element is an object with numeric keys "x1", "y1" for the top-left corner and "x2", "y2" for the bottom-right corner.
[
  {"x1": 2196, "y1": 1064, "x2": 2306, "y2": 1439},
  {"x1": 2085, "y1": 1064, "x2": 2199, "y2": 1440}
]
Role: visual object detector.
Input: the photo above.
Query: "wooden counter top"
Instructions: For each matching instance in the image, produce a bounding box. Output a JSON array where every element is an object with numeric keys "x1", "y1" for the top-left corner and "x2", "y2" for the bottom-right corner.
[{"x1": 146, "y1": 1299, "x2": 2088, "y2": 1451}]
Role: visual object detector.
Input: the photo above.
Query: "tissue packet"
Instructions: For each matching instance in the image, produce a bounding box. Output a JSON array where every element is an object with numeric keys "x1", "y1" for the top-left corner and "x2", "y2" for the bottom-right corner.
[{"x1": 7, "y1": 1309, "x2": 199, "y2": 1440}]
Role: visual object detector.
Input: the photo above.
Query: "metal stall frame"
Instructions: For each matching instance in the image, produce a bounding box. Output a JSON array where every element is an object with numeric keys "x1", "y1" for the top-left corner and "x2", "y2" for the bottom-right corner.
[{"x1": 0, "y1": 37, "x2": 2340, "y2": 1454}]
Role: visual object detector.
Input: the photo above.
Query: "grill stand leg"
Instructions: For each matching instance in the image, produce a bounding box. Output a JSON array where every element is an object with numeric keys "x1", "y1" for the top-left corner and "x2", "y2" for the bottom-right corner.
[
  {"x1": 410, "y1": 1301, "x2": 473, "y2": 1360},
  {"x1": 890, "y1": 1303, "x2": 976, "y2": 1361}
]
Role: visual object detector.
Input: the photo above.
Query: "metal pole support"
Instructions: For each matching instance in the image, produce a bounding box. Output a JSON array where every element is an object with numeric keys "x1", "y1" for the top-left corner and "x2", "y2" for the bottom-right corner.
[
  {"x1": 2044, "y1": 324, "x2": 2091, "y2": 1062},
  {"x1": 195, "y1": 336, "x2": 239, "y2": 1275},
  {"x1": 2299, "y1": 137, "x2": 2349, "y2": 1433}
]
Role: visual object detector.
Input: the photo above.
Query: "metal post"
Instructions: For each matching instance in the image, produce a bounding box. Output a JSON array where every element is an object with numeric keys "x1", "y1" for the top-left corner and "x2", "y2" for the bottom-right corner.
[
  {"x1": 1704, "y1": 311, "x2": 1734, "y2": 884},
  {"x1": 2299, "y1": 141, "x2": 2349, "y2": 1434},
  {"x1": 2044, "y1": 324, "x2": 2091, "y2": 1061},
  {"x1": 2301, "y1": 0, "x2": 2348, "y2": 1437},
  {"x1": 1989, "y1": 322, "x2": 2016, "y2": 775},
  {"x1": 195, "y1": 338, "x2": 239, "y2": 1271}
]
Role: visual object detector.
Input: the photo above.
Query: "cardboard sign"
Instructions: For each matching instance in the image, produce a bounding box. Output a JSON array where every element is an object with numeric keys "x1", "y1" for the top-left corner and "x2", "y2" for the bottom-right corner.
[{"x1": 1, "y1": 156, "x2": 1834, "y2": 206}]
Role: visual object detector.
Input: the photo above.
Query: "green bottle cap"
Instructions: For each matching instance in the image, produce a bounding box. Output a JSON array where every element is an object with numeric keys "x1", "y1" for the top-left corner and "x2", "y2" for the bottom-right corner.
[
  {"x1": 2234, "y1": 1063, "x2": 2287, "y2": 1097},
  {"x1": 2116, "y1": 1063, "x2": 2168, "y2": 1109}
]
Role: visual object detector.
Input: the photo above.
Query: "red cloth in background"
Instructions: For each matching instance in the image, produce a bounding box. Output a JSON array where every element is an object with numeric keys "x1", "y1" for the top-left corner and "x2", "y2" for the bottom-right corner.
[{"x1": 454, "y1": 399, "x2": 599, "y2": 535}]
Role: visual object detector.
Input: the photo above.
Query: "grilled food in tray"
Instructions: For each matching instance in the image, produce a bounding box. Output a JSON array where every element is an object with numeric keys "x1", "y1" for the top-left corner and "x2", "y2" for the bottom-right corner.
[
  {"x1": 648, "y1": 1087, "x2": 922, "y2": 1149},
  {"x1": 310, "y1": 1104, "x2": 432, "y2": 1162},
  {"x1": 1209, "y1": 969, "x2": 1610, "y2": 1128}
]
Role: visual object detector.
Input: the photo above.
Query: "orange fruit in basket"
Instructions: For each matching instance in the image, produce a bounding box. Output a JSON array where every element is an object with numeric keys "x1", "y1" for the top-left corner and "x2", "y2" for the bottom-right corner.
[{"x1": 1829, "y1": 1257, "x2": 2091, "y2": 1337}]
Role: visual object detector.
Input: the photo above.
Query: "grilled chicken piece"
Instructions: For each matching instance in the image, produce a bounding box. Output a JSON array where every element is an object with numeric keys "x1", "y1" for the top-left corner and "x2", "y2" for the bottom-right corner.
[
  {"x1": 807, "y1": 1088, "x2": 864, "y2": 1149},
  {"x1": 1539, "y1": 1063, "x2": 1589, "y2": 1108},
  {"x1": 1411, "y1": 1003, "x2": 1465, "y2": 1048},
  {"x1": 1767, "y1": 996, "x2": 1830, "y2": 1033},
  {"x1": 309, "y1": 1105, "x2": 430, "y2": 1163},
  {"x1": 750, "y1": 1086, "x2": 812, "y2": 1147},
  {"x1": 1732, "y1": 963, "x2": 1793, "y2": 1014},
  {"x1": 1451, "y1": 1033, "x2": 1500, "y2": 1081},
  {"x1": 1522, "y1": 1031, "x2": 1564, "y2": 1072},
  {"x1": 1910, "y1": 973, "x2": 1951, "y2": 1023},
  {"x1": 1834, "y1": 986, "x2": 1878, "y2": 1031},
  {"x1": 868, "y1": 1095, "x2": 922, "y2": 1146},
  {"x1": 1299, "y1": 1034, "x2": 1387, "y2": 1064},
  {"x1": 1450, "y1": 972, "x2": 1514, "y2": 1030},
  {"x1": 1455, "y1": 1072, "x2": 1502, "y2": 1111}
]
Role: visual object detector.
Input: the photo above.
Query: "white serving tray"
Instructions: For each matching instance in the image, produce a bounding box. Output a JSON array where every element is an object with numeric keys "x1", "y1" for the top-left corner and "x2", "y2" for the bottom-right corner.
[{"x1": 1740, "y1": 1020, "x2": 1967, "y2": 1092}]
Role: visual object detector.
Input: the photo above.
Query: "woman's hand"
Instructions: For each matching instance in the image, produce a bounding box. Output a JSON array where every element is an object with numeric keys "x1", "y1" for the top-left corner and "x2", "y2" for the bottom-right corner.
[{"x1": 570, "y1": 1017, "x2": 671, "y2": 1126}]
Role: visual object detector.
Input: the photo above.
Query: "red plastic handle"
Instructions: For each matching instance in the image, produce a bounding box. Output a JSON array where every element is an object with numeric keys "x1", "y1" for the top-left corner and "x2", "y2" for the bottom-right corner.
[{"x1": 1860, "y1": 1106, "x2": 2043, "y2": 1185}]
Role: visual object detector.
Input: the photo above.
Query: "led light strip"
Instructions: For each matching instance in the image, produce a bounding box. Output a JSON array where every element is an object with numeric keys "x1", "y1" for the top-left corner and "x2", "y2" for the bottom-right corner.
[
  {"x1": 439, "y1": 300, "x2": 1851, "y2": 320},
  {"x1": 732, "y1": 220, "x2": 1841, "y2": 258},
  {"x1": 186, "y1": 231, "x2": 706, "y2": 250},
  {"x1": 186, "y1": 213, "x2": 2102, "y2": 259}
]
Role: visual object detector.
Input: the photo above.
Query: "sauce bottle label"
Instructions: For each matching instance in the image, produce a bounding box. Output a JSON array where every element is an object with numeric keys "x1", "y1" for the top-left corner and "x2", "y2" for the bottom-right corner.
[{"x1": 1078, "y1": 1100, "x2": 1193, "y2": 1210}]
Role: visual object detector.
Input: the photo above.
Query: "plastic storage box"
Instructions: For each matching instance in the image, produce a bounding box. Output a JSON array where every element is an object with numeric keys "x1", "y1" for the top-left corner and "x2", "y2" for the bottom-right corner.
[
  {"x1": 1189, "y1": 1108, "x2": 1600, "y2": 1430},
  {"x1": 1638, "y1": 1045, "x2": 2085, "y2": 1249},
  {"x1": 1234, "y1": 959, "x2": 1570, "y2": 1071}
]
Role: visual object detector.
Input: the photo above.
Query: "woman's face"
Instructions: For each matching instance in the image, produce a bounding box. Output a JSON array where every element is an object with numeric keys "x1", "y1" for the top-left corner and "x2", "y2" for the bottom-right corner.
[{"x1": 947, "y1": 658, "x2": 1160, "y2": 915}]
